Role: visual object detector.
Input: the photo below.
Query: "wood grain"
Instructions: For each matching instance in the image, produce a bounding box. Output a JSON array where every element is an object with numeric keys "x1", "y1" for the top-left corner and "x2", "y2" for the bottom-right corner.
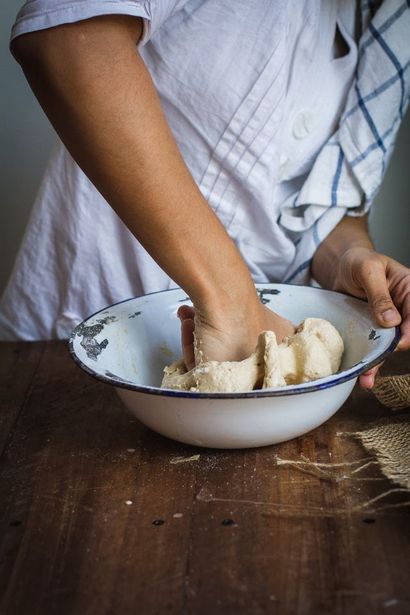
[
  {"x1": 0, "y1": 342, "x2": 409, "y2": 615},
  {"x1": 0, "y1": 342, "x2": 45, "y2": 456}
]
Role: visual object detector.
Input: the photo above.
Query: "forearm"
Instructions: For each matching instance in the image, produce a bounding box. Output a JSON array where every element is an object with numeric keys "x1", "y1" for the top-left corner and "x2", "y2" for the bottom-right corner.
[
  {"x1": 12, "y1": 16, "x2": 257, "y2": 315},
  {"x1": 311, "y1": 215, "x2": 374, "y2": 290}
]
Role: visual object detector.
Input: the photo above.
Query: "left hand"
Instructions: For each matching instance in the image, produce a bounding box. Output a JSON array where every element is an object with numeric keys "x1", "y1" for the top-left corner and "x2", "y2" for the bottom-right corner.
[
  {"x1": 334, "y1": 247, "x2": 410, "y2": 388},
  {"x1": 176, "y1": 303, "x2": 295, "y2": 371}
]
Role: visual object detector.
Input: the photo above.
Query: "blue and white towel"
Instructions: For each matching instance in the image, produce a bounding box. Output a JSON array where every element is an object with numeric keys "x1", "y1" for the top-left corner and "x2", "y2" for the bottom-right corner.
[{"x1": 282, "y1": 0, "x2": 410, "y2": 284}]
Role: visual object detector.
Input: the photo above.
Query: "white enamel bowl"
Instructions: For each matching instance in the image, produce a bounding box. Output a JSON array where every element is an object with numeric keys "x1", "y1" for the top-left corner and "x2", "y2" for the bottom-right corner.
[{"x1": 69, "y1": 284, "x2": 399, "y2": 449}]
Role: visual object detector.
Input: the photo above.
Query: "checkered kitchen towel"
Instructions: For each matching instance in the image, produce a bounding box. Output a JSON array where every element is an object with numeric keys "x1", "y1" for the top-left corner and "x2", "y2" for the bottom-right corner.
[{"x1": 281, "y1": 0, "x2": 410, "y2": 285}]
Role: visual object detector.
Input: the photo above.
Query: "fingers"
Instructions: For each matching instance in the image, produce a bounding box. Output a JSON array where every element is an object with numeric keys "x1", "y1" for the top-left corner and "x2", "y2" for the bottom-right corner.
[
  {"x1": 177, "y1": 305, "x2": 195, "y2": 321},
  {"x1": 359, "y1": 364, "x2": 380, "y2": 389},
  {"x1": 358, "y1": 259, "x2": 401, "y2": 328},
  {"x1": 177, "y1": 305, "x2": 195, "y2": 370},
  {"x1": 397, "y1": 290, "x2": 410, "y2": 351},
  {"x1": 180, "y1": 317, "x2": 195, "y2": 370}
]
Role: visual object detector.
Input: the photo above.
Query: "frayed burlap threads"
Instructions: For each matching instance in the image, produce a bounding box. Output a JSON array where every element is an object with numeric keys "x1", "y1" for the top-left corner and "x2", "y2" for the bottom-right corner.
[
  {"x1": 353, "y1": 417, "x2": 410, "y2": 490},
  {"x1": 353, "y1": 375, "x2": 410, "y2": 489},
  {"x1": 372, "y1": 374, "x2": 410, "y2": 410}
]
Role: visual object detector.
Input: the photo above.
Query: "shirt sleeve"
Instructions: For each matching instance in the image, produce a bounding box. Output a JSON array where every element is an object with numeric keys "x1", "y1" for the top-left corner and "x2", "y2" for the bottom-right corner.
[
  {"x1": 280, "y1": 0, "x2": 410, "y2": 286},
  {"x1": 11, "y1": 0, "x2": 189, "y2": 46}
]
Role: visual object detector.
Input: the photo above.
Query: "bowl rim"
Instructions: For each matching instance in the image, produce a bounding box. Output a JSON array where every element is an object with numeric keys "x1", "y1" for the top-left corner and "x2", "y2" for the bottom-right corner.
[{"x1": 68, "y1": 284, "x2": 401, "y2": 399}]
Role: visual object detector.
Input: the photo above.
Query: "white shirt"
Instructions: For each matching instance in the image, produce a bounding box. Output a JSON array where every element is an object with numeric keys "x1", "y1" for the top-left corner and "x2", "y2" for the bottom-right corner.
[{"x1": 1, "y1": 0, "x2": 408, "y2": 340}]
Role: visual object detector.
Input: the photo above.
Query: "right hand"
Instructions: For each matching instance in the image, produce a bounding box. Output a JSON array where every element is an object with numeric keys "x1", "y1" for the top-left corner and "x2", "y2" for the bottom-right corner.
[{"x1": 177, "y1": 302, "x2": 295, "y2": 370}]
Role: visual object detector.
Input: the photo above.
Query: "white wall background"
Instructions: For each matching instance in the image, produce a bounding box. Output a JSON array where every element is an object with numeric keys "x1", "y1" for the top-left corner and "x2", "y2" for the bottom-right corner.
[{"x1": 1, "y1": 2, "x2": 409, "y2": 298}]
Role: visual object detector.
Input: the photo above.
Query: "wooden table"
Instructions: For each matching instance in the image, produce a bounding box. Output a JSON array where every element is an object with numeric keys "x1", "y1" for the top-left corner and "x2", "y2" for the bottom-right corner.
[{"x1": 0, "y1": 342, "x2": 409, "y2": 615}]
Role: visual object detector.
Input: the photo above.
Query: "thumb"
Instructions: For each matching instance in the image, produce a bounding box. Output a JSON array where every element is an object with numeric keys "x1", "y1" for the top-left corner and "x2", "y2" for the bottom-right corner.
[
  {"x1": 361, "y1": 266, "x2": 401, "y2": 328},
  {"x1": 177, "y1": 306, "x2": 195, "y2": 370}
]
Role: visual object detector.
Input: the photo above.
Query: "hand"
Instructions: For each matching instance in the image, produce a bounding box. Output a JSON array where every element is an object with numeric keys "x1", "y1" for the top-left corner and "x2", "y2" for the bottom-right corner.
[
  {"x1": 334, "y1": 247, "x2": 410, "y2": 388},
  {"x1": 177, "y1": 302, "x2": 295, "y2": 371}
]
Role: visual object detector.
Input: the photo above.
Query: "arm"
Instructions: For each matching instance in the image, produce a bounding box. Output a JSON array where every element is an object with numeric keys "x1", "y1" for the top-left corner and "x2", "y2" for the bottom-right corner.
[
  {"x1": 312, "y1": 215, "x2": 410, "y2": 387},
  {"x1": 12, "y1": 15, "x2": 294, "y2": 366}
]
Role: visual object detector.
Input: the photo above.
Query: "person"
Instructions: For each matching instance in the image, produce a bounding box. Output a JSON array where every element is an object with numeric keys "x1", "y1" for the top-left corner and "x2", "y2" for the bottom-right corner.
[{"x1": 1, "y1": 0, "x2": 409, "y2": 389}]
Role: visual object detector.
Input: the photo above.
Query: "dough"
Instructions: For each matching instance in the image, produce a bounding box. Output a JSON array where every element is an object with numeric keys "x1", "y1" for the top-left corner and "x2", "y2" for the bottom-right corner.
[{"x1": 161, "y1": 318, "x2": 344, "y2": 393}]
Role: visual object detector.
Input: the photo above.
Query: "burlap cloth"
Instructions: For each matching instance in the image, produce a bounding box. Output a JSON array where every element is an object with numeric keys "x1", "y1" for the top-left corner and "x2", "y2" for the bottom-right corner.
[
  {"x1": 352, "y1": 374, "x2": 410, "y2": 489},
  {"x1": 372, "y1": 374, "x2": 410, "y2": 410}
]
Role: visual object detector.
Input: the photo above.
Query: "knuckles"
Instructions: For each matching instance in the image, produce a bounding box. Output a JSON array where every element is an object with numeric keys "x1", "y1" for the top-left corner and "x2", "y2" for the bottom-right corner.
[
  {"x1": 371, "y1": 294, "x2": 394, "y2": 311},
  {"x1": 355, "y1": 253, "x2": 385, "y2": 278}
]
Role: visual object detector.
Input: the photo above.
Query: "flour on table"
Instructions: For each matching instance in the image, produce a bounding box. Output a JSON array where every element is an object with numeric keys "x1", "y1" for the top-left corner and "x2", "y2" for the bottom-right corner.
[{"x1": 161, "y1": 318, "x2": 344, "y2": 393}]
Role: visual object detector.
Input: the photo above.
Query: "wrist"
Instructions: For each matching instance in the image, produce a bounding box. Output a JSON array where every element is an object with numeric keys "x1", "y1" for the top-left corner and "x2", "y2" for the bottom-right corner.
[
  {"x1": 312, "y1": 216, "x2": 373, "y2": 290},
  {"x1": 333, "y1": 245, "x2": 376, "y2": 292},
  {"x1": 193, "y1": 271, "x2": 261, "y2": 327}
]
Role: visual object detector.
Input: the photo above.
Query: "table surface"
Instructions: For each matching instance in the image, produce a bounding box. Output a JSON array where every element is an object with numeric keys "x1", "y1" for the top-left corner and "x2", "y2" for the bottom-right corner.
[{"x1": 0, "y1": 341, "x2": 409, "y2": 615}]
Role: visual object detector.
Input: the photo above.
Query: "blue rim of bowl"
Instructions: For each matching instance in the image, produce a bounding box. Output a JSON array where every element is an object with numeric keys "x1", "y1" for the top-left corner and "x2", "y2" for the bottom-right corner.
[{"x1": 68, "y1": 285, "x2": 401, "y2": 399}]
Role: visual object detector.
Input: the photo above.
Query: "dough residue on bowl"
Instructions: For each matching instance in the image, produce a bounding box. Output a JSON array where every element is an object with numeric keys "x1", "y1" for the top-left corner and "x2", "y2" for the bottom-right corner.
[{"x1": 161, "y1": 317, "x2": 344, "y2": 393}]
